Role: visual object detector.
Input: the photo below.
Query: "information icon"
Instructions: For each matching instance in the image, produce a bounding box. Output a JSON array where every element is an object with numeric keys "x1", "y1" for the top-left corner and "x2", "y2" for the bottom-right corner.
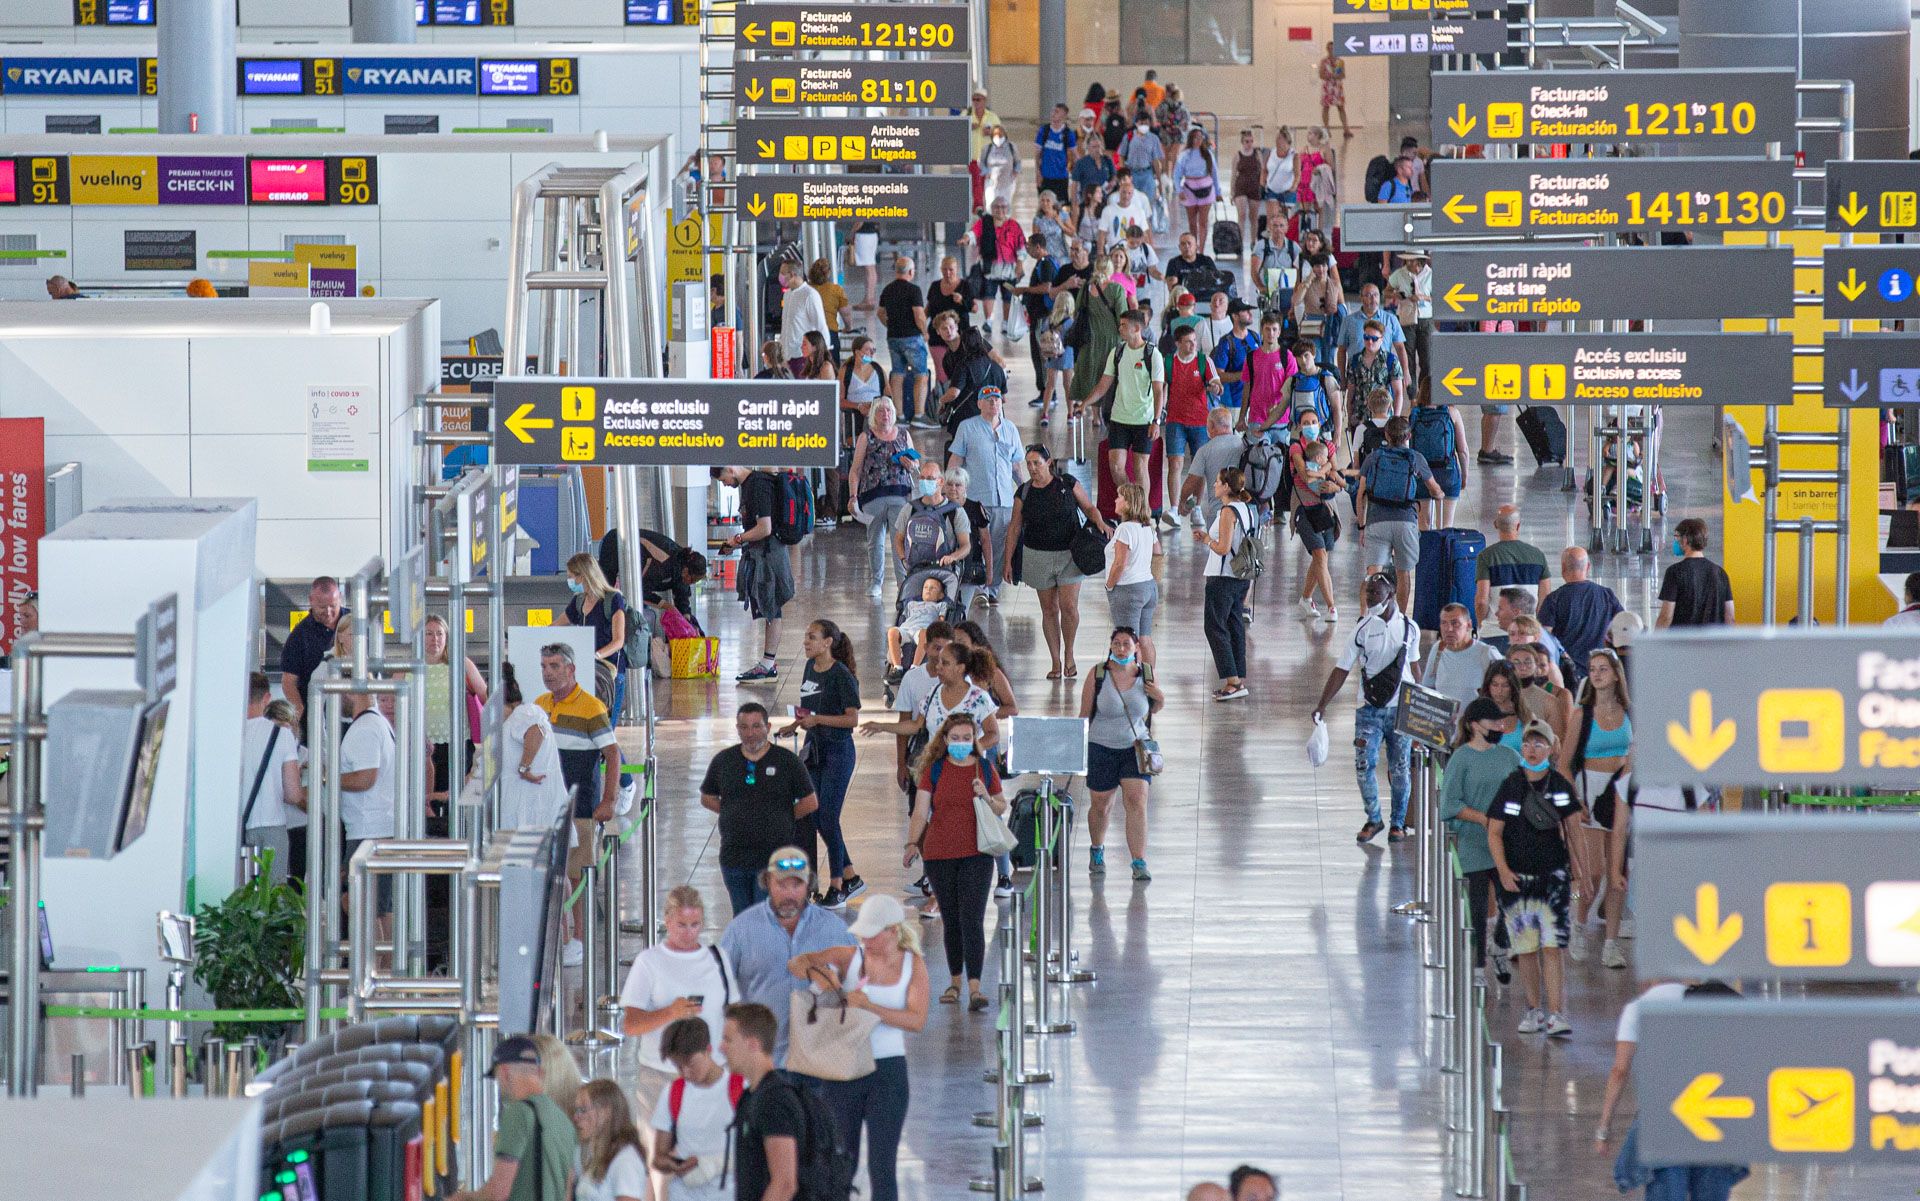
[{"x1": 1879, "y1": 268, "x2": 1913, "y2": 304}]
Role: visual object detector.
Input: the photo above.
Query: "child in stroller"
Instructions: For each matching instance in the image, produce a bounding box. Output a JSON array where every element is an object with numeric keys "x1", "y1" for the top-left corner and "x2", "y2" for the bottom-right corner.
[{"x1": 884, "y1": 564, "x2": 966, "y2": 687}]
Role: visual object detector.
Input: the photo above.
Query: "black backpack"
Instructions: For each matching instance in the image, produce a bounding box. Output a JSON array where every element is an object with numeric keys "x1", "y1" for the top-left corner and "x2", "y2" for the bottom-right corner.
[
  {"x1": 1364, "y1": 155, "x2": 1394, "y2": 204},
  {"x1": 742, "y1": 1072, "x2": 855, "y2": 1201},
  {"x1": 770, "y1": 471, "x2": 814, "y2": 545}
]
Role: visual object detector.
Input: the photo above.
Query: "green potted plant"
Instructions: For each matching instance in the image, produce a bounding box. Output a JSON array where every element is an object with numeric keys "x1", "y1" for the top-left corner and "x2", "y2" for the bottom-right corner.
[{"x1": 193, "y1": 852, "x2": 306, "y2": 1045}]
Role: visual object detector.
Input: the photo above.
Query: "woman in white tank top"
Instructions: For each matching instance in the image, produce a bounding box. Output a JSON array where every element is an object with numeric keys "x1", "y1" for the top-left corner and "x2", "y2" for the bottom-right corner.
[{"x1": 786, "y1": 895, "x2": 928, "y2": 1201}]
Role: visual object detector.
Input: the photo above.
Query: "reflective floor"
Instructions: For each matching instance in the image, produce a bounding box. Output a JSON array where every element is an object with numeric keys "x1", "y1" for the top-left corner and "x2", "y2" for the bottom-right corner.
[{"x1": 566, "y1": 248, "x2": 1893, "y2": 1199}]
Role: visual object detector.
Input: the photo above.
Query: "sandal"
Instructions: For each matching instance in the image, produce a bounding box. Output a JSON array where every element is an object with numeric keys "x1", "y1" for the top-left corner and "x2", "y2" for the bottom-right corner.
[
  {"x1": 968, "y1": 990, "x2": 991, "y2": 1012},
  {"x1": 1046, "y1": 666, "x2": 1063, "y2": 680},
  {"x1": 940, "y1": 985, "x2": 961, "y2": 1005},
  {"x1": 1064, "y1": 661, "x2": 1079, "y2": 678}
]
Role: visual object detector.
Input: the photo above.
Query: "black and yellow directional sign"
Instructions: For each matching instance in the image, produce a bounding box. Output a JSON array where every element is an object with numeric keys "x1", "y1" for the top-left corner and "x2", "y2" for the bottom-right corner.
[
  {"x1": 1825, "y1": 335, "x2": 1920, "y2": 408},
  {"x1": 1635, "y1": 627, "x2": 1920, "y2": 786},
  {"x1": 1634, "y1": 813, "x2": 1920, "y2": 981},
  {"x1": 450, "y1": 469, "x2": 494, "y2": 584},
  {"x1": 1430, "y1": 68, "x2": 1795, "y2": 146},
  {"x1": 1639, "y1": 998, "x2": 1920, "y2": 1163},
  {"x1": 1825, "y1": 161, "x2": 1920, "y2": 233},
  {"x1": 735, "y1": 59, "x2": 968, "y2": 110},
  {"x1": 735, "y1": 116, "x2": 970, "y2": 168},
  {"x1": 737, "y1": 174, "x2": 970, "y2": 225},
  {"x1": 735, "y1": 3, "x2": 970, "y2": 53},
  {"x1": 1332, "y1": 19, "x2": 1507, "y2": 57},
  {"x1": 1336, "y1": 0, "x2": 1503, "y2": 13},
  {"x1": 491, "y1": 377, "x2": 839, "y2": 468},
  {"x1": 1822, "y1": 247, "x2": 1920, "y2": 320},
  {"x1": 1429, "y1": 332, "x2": 1790, "y2": 407},
  {"x1": 1428, "y1": 157, "x2": 1794, "y2": 234},
  {"x1": 1431, "y1": 247, "x2": 1792, "y2": 321}
]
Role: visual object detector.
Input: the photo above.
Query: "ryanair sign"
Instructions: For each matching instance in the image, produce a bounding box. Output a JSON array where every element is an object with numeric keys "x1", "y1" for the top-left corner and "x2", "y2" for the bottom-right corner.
[
  {"x1": 339, "y1": 57, "x2": 478, "y2": 95},
  {"x1": 1, "y1": 56, "x2": 151, "y2": 96}
]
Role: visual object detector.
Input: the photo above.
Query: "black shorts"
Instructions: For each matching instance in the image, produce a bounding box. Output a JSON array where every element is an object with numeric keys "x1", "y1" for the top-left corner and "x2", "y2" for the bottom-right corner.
[
  {"x1": 1107, "y1": 420, "x2": 1155, "y2": 455},
  {"x1": 1086, "y1": 740, "x2": 1148, "y2": 793},
  {"x1": 342, "y1": 837, "x2": 395, "y2": 914},
  {"x1": 1039, "y1": 177, "x2": 1070, "y2": 203}
]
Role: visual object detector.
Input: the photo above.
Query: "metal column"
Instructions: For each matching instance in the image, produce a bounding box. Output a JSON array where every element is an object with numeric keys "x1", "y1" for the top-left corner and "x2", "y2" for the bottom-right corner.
[
  {"x1": 351, "y1": 0, "x2": 418, "y2": 43},
  {"x1": 157, "y1": 0, "x2": 236, "y2": 134}
]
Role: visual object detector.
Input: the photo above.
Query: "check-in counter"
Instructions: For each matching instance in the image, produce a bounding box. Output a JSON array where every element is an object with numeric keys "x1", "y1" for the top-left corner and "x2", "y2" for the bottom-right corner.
[{"x1": 4, "y1": 0, "x2": 698, "y2": 45}]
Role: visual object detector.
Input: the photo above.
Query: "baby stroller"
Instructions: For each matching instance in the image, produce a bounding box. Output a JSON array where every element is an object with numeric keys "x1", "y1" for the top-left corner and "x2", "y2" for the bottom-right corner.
[{"x1": 882, "y1": 562, "x2": 966, "y2": 702}]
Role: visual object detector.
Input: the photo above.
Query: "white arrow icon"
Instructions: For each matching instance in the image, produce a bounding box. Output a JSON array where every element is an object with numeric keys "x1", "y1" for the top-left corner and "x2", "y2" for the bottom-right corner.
[
  {"x1": 1839, "y1": 368, "x2": 1868, "y2": 403},
  {"x1": 1345, "y1": 34, "x2": 1364, "y2": 52}
]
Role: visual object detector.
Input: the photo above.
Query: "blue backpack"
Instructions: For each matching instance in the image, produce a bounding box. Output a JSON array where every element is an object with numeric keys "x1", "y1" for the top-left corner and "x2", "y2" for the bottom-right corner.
[
  {"x1": 1365, "y1": 445, "x2": 1424, "y2": 504},
  {"x1": 771, "y1": 471, "x2": 815, "y2": 545},
  {"x1": 1411, "y1": 406, "x2": 1455, "y2": 469}
]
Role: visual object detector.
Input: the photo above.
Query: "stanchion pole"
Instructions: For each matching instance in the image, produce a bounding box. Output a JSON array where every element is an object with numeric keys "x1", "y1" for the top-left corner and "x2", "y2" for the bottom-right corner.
[
  {"x1": 642, "y1": 785, "x2": 659, "y2": 947},
  {"x1": 567, "y1": 860, "x2": 617, "y2": 1047},
  {"x1": 598, "y1": 826, "x2": 625, "y2": 1036},
  {"x1": 1048, "y1": 784, "x2": 1093, "y2": 986},
  {"x1": 1004, "y1": 1082, "x2": 1043, "y2": 1196},
  {"x1": 1393, "y1": 745, "x2": 1430, "y2": 918},
  {"x1": 1027, "y1": 801, "x2": 1075, "y2": 1036}
]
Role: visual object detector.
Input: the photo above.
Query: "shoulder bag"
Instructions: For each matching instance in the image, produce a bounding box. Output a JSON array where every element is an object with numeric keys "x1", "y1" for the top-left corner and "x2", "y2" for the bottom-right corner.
[
  {"x1": 785, "y1": 964, "x2": 879, "y2": 1082},
  {"x1": 965, "y1": 759, "x2": 1019, "y2": 856},
  {"x1": 1095, "y1": 664, "x2": 1163, "y2": 775}
]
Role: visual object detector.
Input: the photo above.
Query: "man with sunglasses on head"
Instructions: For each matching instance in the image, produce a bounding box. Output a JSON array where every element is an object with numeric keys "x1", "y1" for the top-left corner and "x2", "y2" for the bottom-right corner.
[
  {"x1": 1335, "y1": 282, "x2": 1408, "y2": 382},
  {"x1": 701, "y1": 703, "x2": 820, "y2": 918},
  {"x1": 719, "y1": 846, "x2": 855, "y2": 1067}
]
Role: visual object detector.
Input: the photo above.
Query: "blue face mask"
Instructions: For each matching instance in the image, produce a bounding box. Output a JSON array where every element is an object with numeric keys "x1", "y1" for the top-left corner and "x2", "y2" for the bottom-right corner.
[
  {"x1": 947, "y1": 741, "x2": 973, "y2": 760},
  {"x1": 1671, "y1": 537, "x2": 1684, "y2": 557},
  {"x1": 566, "y1": 579, "x2": 584, "y2": 595},
  {"x1": 1299, "y1": 424, "x2": 1321, "y2": 442},
  {"x1": 1110, "y1": 652, "x2": 1135, "y2": 666},
  {"x1": 1522, "y1": 754, "x2": 1550, "y2": 772},
  {"x1": 918, "y1": 478, "x2": 942, "y2": 497}
]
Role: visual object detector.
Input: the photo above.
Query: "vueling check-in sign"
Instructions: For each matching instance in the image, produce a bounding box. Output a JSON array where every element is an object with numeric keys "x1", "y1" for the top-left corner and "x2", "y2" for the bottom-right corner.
[{"x1": 1635, "y1": 628, "x2": 1920, "y2": 787}]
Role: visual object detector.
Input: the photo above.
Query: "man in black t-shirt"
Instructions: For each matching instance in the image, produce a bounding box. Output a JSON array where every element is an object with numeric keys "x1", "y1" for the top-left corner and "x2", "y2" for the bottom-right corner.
[
  {"x1": 713, "y1": 466, "x2": 795, "y2": 683},
  {"x1": 1485, "y1": 720, "x2": 1585, "y2": 1038},
  {"x1": 1656, "y1": 517, "x2": 1735, "y2": 628},
  {"x1": 1012, "y1": 232, "x2": 1060, "y2": 405},
  {"x1": 700, "y1": 703, "x2": 817, "y2": 917},
  {"x1": 279, "y1": 575, "x2": 345, "y2": 715},
  {"x1": 878, "y1": 255, "x2": 931, "y2": 424},
  {"x1": 1162, "y1": 232, "x2": 1218, "y2": 296},
  {"x1": 721, "y1": 1002, "x2": 810, "y2": 1201}
]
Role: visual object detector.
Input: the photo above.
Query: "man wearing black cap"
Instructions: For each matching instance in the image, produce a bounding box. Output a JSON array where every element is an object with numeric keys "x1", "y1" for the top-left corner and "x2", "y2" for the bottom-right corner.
[
  {"x1": 450, "y1": 1036, "x2": 576, "y2": 1201},
  {"x1": 1208, "y1": 299, "x2": 1261, "y2": 410}
]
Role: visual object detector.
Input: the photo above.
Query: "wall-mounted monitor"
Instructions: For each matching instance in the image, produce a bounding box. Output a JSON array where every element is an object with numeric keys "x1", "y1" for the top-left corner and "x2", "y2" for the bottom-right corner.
[
  {"x1": 241, "y1": 60, "x2": 306, "y2": 96},
  {"x1": 625, "y1": 0, "x2": 674, "y2": 24},
  {"x1": 74, "y1": 0, "x2": 153, "y2": 25},
  {"x1": 248, "y1": 158, "x2": 326, "y2": 204}
]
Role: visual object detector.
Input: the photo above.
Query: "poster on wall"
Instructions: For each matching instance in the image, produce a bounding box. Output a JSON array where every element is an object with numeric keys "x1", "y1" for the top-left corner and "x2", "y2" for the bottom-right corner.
[
  {"x1": 307, "y1": 385, "x2": 377, "y2": 472},
  {"x1": 123, "y1": 229, "x2": 195, "y2": 271},
  {"x1": 0, "y1": 417, "x2": 45, "y2": 657},
  {"x1": 294, "y1": 243, "x2": 357, "y2": 297}
]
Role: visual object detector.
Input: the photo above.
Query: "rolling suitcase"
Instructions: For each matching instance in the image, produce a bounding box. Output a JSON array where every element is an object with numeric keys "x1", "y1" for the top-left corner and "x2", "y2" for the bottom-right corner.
[
  {"x1": 1413, "y1": 527, "x2": 1486, "y2": 632},
  {"x1": 1063, "y1": 413, "x2": 1097, "y2": 495},
  {"x1": 1210, "y1": 197, "x2": 1243, "y2": 258},
  {"x1": 1094, "y1": 428, "x2": 1167, "y2": 520},
  {"x1": 1517, "y1": 405, "x2": 1568, "y2": 466}
]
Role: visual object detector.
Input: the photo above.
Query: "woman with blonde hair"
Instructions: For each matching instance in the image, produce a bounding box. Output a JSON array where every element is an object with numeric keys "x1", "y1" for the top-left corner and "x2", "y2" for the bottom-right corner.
[
  {"x1": 1103, "y1": 483, "x2": 1160, "y2": 667},
  {"x1": 1558, "y1": 647, "x2": 1634, "y2": 970},
  {"x1": 531, "y1": 1033, "x2": 584, "y2": 1113},
  {"x1": 901, "y1": 712, "x2": 1007, "y2": 1010},
  {"x1": 423, "y1": 613, "x2": 487, "y2": 806},
  {"x1": 570, "y1": 1078, "x2": 647, "y2": 1201},
  {"x1": 786, "y1": 892, "x2": 929, "y2": 1201},
  {"x1": 561, "y1": 551, "x2": 630, "y2": 719}
]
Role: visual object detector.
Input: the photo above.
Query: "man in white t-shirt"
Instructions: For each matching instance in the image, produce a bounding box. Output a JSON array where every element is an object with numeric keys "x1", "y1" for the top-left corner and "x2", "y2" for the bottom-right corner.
[
  {"x1": 1312, "y1": 572, "x2": 1419, "y2": 844},
  {"x1": 1098, "y1": 174, "x2": 1155, "y2": 252},
  {"x1": 1417, "y1": 604, "x2": 1504, "y2": 710},
  {"x1": 1595, "y1": 979, "x2": 1687, "y2": 1145},
  {"x1": 339, "y1": 682, "x2": 397, "y2": 920},
  {"x1": 241, "y1": 672, "x2": 305, "y2": 884},
  {"x1": 650, "y1": 1017, "x2": 746, "y2": 1200}
]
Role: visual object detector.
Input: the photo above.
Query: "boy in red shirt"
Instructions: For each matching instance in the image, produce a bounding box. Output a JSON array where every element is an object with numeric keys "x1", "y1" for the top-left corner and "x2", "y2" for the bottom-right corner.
[{"x1": 1162, "y1": 322, "x2": 1222, "y2": 526}]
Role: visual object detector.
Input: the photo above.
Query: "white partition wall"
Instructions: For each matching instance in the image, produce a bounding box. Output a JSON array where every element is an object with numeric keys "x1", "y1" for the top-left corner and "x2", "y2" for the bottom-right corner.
[
  {"x1": 38, "y1": 498, "x2": 257, "y2": 988},
  {"x1": 0, "y1": 298, "x2": 435, "y2": 577}
]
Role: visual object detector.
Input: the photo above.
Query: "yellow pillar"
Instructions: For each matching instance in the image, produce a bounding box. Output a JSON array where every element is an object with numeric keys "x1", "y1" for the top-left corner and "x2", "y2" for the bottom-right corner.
[{"x1": 1723, "y1": 227, "x2": 1894, "y2": 625}]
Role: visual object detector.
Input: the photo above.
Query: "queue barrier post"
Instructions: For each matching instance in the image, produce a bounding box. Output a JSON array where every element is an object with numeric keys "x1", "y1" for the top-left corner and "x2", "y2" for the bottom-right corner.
[
  {"x1": 1026, "y1": 785, "x2": 1074, "y2": 1036},
  {"x1": 566, "y1": 857, "x2": 618, "y2": 1047},
  {"x1": 1045, "y1": 780, "x2": 1093, "y2": 987},
  {"x1": 598, "y1": 823, "x2": 626, "y2": 1035},
  {"x1": 1392, "y1": 745, "x2": 1432, "y2": 919}
]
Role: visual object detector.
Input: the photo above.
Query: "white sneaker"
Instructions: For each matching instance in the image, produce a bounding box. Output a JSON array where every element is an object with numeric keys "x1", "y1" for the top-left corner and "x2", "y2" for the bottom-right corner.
[
  {"x1": 1544, "y1": 1012, "x2": 1573, "y2": 1037},
  {"x1": 1568, "y1": 924, "x2": 1591, "y2": 963},
  {"x1": 562, "y1": 939, "x2": 584, "y2": 968},
  {"x1": 1297, "y1": 597, "x2": 1318, "y2": 619},
  {"x1": 1322, "y1": 606, "x2": 1338, "y2": 622},
  {"x1": 868, "y1": 581, "x2": 884, "y2": 598},
  {"x1": 1602, "y1": 938, "x2": 1628, "y2": 969},
  {"x1": 1618, "y1": 916, "x2": 1636, "y2": 940},
  {"x1": 1517, "y1": 1008, "x2": 1545, "y2": 1034}
]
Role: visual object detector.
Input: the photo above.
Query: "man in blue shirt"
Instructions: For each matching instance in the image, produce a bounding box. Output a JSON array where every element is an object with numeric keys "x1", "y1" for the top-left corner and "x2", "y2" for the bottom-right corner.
[
  {"x1": 1034, "y1": 103, "x2": 1077, "y2": 205},
  {"x1": 718, "y1": 847, "x2": 855, "y2": 1065},
  {"x1": 1209, "y1": 299, "x2": 1261, "y2": 408},
  {"x1": 1336, "y1": 282, "x2": 1409, "y2": 380},
  {"x1": 1070, "y1": 143, "x2": 1113, "y2": 226},
  {"x1": 1376, "y1": 155, "x2": 1416, "y2": 203}
]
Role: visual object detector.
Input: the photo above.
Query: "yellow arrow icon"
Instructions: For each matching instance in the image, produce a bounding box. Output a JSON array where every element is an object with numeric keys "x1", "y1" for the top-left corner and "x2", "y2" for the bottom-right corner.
[
  {"x1": 1446, "y1": 104, "x2": 1477, "y2": 138},
  {"x1": 746, "y1": 195, "x2": 767, "y2": 217},
  {"x1": 1667, "y1": 689, "x2": 1736, "y2": 771},
  {"x1": 1441, "y1": 366, "x2": 1477, "y2": 397},
  {"x1": 743, "y1": 79, "x2": 764, "y2": 102},
  {"x1": 1672, "y1": 1073, "x2": 1754, "y2": 1143},
  {"x1": 756, "y1": 139, "x2": 775, "y2": 158},
  {"x1": 1443, "y1": 281, "x2": 1479, "y2": 313},
  {"x1": 1441, "y1": 194, "x2": 1479, "y2": 224},
  {"x1": 1837, "y1": 191, "x2": 1868, "y2": 227},
  {"x1": 504, "y1": 402, "x2": 553, "y2": 445},
  {"x1": 740, "y1": 20, "x2": 763, "y2": 41},
  {"x1": 1673, "y1": 883, "x2": 1744, "y2": 965},
  {"x1": 1837, "y1": 267, "x2": 1867, "y2": 302}
]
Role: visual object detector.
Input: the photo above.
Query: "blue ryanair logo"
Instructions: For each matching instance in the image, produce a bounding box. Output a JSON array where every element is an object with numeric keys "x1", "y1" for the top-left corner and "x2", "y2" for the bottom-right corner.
[
  {"x1": 340, "y1": 57, "x2": 478, "y2": 95},
  {"x1": 1, "y1": 57, "x2": 142, "y2": 96}
]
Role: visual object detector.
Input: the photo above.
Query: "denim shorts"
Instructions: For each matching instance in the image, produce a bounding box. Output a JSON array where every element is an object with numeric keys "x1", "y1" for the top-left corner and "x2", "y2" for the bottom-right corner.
[
  {"x1": 1107, "y1": 420, "x2": 1155, "y2": 454},
  {"x1": 1045, "y1": 348, "x2": 1076, "y2": 373},
  {"x1": 1164, "y1": 421, "x2": 1208, "y2": 456},
  {"x1": 1262, "y1": 188, "x2": 1298, "y2": 205},
  {"x1": 1480, "y1": 404, "x2": 1512, "y2": 416},
  {"x1": 1294, "y1": 506, "x2": 1338, "y2": 552},
  {"x1": 1433, "y1": 462, "x2": 1462, "y2": 499},
  {"x1": 888, "y1": 335, "x2": 929, "y2": 380}
]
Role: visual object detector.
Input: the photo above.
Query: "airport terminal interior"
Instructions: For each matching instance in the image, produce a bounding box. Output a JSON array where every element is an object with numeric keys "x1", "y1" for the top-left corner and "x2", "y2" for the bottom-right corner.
[{"x1": 9, "y1": 2, "x2": 1920, "y2": 1200}]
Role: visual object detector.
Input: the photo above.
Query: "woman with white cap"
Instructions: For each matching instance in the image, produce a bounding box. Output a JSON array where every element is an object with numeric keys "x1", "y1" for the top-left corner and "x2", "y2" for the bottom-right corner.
[{"x1": 786, "y1": 893, "x2": 929, "y2": 1201}]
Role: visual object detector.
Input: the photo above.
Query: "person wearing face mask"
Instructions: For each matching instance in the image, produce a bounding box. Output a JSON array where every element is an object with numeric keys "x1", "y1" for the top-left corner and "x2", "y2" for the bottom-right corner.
[
  {"x1": 904, "y1": 714, "x2": 1009, "y2": 1008},
  {"x1": 1079, "y1": 626, "x2": 1164, "y2": 881},
  {"x1": 977, "y1": 123, "x2": 1020, "y2": 213},
  {"x1": 893, "y1": 458, "x2": 972, "y2": 574},
  {"x1": 1488, "y1": 720, "x2": 1586, "y2": 1037},
  {"x1": 1312, "y1": 572, "x2": 1420, "y2": 843},
  {"x1": 1117, "y1": 114, "x2": 1166, "y2": 212},
  {"x1": 561, "y1": 551, "x2": 627, "y2": 717},
  {"x1": 1507, "y1": 642, "x2": 1573, "y2": 750},
  {"x1": 1442, "y1": 697, "x2": 1523, "y2": 987}
]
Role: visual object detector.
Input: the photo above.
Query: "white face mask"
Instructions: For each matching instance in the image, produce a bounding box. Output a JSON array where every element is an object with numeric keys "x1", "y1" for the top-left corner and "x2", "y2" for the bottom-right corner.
[{"x1": 1367, "y1": 598, "x2": 1393, "y2": 619}]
